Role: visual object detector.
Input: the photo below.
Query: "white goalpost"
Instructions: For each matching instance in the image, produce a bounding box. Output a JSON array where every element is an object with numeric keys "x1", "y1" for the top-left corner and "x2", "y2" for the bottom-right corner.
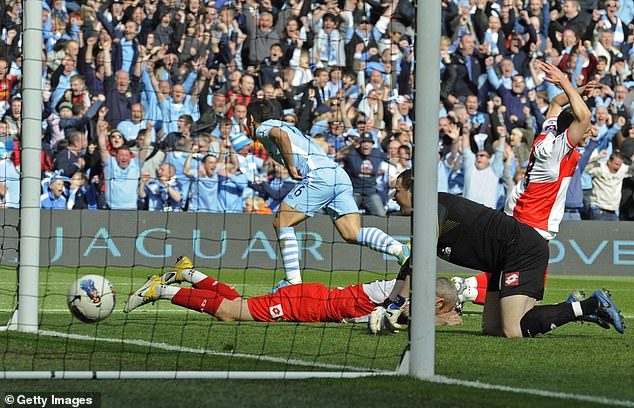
[
  {"x1": 2, "y1": 0, "x2": 441, "y2": 380},
  {"x1": 409, "y1": 0, "x2": 441, "y2": 379},
  {"x1": 6, "y1": 0, "x2": 43, "y2": 334}
]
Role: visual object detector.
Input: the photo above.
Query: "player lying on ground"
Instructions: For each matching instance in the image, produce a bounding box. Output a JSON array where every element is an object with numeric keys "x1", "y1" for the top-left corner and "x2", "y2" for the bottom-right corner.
[
  {"x1": 124, "y1": 257, "x2": 462, "y2": 326},
  {"x1": 373, "y1": 170, "x2": 625, "y2": 338},
  {"x1": 456, "y1": 60, "x2": 596, "y2": 309},
  {"x1": 245, "y1": 99, "x2": 409, "y2": 292}
]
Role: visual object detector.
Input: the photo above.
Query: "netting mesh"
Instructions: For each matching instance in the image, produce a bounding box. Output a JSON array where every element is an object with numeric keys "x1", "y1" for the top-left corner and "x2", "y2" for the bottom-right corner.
[
  {"x1": 1, "y1": 0, "x2": 416, "y2": 376},
  {"x1": 4, "y1": 210, "x2": 407, "y2": 373}
]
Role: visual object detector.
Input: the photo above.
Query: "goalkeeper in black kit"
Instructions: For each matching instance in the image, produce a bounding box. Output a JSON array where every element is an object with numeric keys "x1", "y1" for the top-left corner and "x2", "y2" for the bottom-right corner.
[{"x1": 369, "y1": 169, "x2": 625, "y2": 337}]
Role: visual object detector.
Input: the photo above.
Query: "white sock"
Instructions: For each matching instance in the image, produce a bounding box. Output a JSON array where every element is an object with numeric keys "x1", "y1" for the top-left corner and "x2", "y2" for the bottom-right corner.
[
  {"x1": 278, "y1": 227, "x2": 302, "y2": 284},
  {"x1": 157, "y1": 284, "x2": 179, "y2": 300},
  {"x1": 169, "y1": 268, "x2": 207, "y2": 284},
  {"x1": 180, "y1": 268, "x2": 208, "y2": 285}
]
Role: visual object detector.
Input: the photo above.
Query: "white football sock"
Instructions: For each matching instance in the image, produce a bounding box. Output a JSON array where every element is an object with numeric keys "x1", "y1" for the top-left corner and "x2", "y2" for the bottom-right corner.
[
  {"x1": 157, "y1": 284, "x2": 179, "y2": 300},
  {"x1": 179, "y1": 269, "x2": 208, "y2": 284}
]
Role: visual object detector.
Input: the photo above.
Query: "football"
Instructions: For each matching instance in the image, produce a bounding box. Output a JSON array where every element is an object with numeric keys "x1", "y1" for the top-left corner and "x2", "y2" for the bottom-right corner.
[{"x1": 67, "y1": 275, "x2": 116, "y2": 323}]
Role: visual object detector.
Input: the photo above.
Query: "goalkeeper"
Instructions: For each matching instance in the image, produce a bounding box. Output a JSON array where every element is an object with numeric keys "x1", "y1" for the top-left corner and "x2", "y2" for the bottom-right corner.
[
  {"x1": 124, "y1": 257, "x2": 461, "y2": 326},
  {"x1": 373, "y1": 169, "x2": 625, "y2": 338}
]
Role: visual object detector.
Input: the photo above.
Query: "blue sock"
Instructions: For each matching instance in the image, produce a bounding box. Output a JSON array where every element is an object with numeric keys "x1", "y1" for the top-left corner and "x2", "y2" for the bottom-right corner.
[
  {"x1": 357, "y1": 227, "x2": 403, "y2": 257},
  {"x1": 277, "y1": 227, "x2": 302, "y2": 284}
]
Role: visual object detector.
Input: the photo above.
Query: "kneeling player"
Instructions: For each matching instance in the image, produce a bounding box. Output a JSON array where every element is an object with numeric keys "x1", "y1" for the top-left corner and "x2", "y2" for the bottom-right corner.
[
  {"x1": 124, "y1": 257, "x2": 462, "y2": 326},
  {"x1": 385, "y1": 170, "x2": 625, "y2": 338}
]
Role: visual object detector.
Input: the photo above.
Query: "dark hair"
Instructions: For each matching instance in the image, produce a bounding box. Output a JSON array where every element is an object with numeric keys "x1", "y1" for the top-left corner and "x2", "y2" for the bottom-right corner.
[
  {"x1": 609, "y1": 151, "x2": 625, "y2": 161},
  {"x1": 247, "y1": 99, "x2": 277, "y2": 124},
  {"x1": 72, "y1": 102, "x2": 84, "y2": 116},
  {"x1": 398, "y1": 169, "x2": 413, "y2": 190},
  {"x1": 557, "y1": 108, "x2": 576, "y2": 132},
  {"x1": 202, "y1": 153, "x2": 218, "y2": 163},
  {"x1": 323, "y1": 13, "x2": 338, "y2": 23},
  {"x1": 179, "y1": 114, "x2": 194, "y2": 126},
  {"x1": 314, "y1": 67, "x2": 329, "y2": 76}
]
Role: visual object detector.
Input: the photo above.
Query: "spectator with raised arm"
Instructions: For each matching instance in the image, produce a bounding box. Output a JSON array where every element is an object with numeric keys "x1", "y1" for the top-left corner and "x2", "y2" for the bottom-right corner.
[
  {"x1": 149, "y1": 57, "x2": 205, "y2": 134},
  {"x1": 462, "y1": 125, "x2": 505, "y2": 210},
  {"x1": 96, "y1": 109, "x2": 150, "y2": 210},
  {"x1": 40, "y1": 173, "x2": 70, "y2": 210},
  {"x1": 549, "y1": 0, "x2": 591, "y2": 43},
  {"x1": 101, "y1": 32, "x2": 141, "y2": 127},
  {"x1": 139, "y1": 162, "x2": 183, "y2": 212},
  {"x1": 53, "y1": 130, "x2": 87, "y2": 178},
  {"x1": 242, "y1": 0, "x2": 302, "y2": 67},
  {"x1": 586, "y1": 150, "x2": 634, "y2": 220}
]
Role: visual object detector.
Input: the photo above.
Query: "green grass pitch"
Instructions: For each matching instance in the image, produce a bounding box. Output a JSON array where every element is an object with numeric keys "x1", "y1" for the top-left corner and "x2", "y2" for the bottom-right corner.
[{"x1": 0, "y1": 266, "x2": 632, "y2": 407}]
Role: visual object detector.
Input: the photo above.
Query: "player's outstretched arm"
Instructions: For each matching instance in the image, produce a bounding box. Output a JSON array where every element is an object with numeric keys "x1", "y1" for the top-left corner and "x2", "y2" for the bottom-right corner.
[
  {"x1": 268, "y1": 127, "x2": 303, "y2": 181},
  {"x1": 538, "y1": 60, "x2": 591, "y2": 145},
  {"x1": 546, "y1": 80, "x2": 595, "y2": 119}
]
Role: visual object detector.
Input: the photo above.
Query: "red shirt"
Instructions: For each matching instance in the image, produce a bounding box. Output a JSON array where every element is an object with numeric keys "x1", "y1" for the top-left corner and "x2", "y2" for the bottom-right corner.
[{"x1": 0, "y1": 75, "x2": 19, "y2": 103}]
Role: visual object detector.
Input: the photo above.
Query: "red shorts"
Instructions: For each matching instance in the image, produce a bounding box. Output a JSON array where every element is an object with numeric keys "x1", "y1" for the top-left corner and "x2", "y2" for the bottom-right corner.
[{"x1": 247, "y1": 283, "x2": 377, "y2": 323}]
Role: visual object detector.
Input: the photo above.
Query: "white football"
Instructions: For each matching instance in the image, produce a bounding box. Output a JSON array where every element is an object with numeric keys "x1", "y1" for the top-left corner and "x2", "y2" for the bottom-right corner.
[{"x1": 67, "y1": 275, "x2": 116, "y2": 323}]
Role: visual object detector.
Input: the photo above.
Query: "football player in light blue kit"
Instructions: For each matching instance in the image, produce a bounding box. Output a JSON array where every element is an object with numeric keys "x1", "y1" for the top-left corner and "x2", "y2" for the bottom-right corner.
[{"x1": 247, "y1": 100, "x2": 409, "y2": 291}]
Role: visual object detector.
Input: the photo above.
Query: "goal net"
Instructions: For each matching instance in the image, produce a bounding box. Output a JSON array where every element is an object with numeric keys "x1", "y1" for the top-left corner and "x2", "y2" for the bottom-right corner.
[
  {"x1": 3, "y1": 210, "x2": 411, "y2": 378},
  {"x1": 1, "y1": 0, "x2": 440, "y2": 380}
]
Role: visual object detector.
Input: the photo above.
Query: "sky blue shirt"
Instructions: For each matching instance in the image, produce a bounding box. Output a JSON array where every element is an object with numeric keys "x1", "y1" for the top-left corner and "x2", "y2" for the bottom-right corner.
[
  {"x1": 165, "y1": 151, "x2": 193, "y2": 209},
  {"x1": 51, "y1": 70, "x2": 78, "y2": 109},
  {"x1": 144, "y1": 178, "x2": 183, "y2": 211},
  {"x1": 187, "y1": 174, "x2": 220, "y2": 212},
  {"x1": 0, "y1": 159, "x2": 19, "y2": 208},
  {"x1": 40, "y1": 191, "x2": 67, "y2": 209},
  {"x1": 141, "y1": 68, "x2": 163, "y2": 130},
  {"x1": 255, "y1": 120, "x2": 336, "y2": 176},
  {"x1": 121, "y1": 38, "x2": 134, "y2": 73},
  {"x1": 218, "y1": 173, "x2": 248, "y2": 213},
  {"x1": 104, "y1": 156, "x2": 140, "y2": 210},
  {"x1": 159, "y1": 97, "x2": 198, "y2": 134}
]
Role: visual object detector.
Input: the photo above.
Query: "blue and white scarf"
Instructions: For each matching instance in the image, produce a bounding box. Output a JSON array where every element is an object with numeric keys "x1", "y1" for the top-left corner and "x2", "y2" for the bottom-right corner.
[
  {"x1": 602, "y1": 16, "x2": 625, "y2": 46},
  {"x1": 317, "y1": 28, "x2": 341, "y2": 66}
]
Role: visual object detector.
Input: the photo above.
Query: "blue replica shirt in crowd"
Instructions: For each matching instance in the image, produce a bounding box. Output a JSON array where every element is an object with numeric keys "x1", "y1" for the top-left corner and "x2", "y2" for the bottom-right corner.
[
  {"x1": 188, "y1": 174, "x2": 220, "y2": 212},
  {"x1": 165, "y1": 151, "x2": 193, "y2": 209},
  {"x1": 104, "y1": 156, "x2": 140, "y2": 210},
  {"x1": 144, "y1": 179, "x2": 183, "y2": 211},
  {"x1": 218, "y1": 172, "x2": 248, "y2": 213},
  {"x1": 254, "y1": 120, "x2": 337, "y2": 176},
  {"x1": 0, "y1": 158, "x2": 20, "y2": 208},
  {"x1": 40, "y1": 191, "x2": 67, "y2": 209}
]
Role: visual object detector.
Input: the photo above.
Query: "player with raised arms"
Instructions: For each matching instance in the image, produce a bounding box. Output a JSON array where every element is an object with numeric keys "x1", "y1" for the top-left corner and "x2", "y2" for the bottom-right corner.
[
  {"x1": 454, "y1": 61, "x2": 599, "y2": 309},
  {"x1": 244, "y1": 99, "x2": 409, "y2": 292},
  {"x1": 123, "y1": 257, "x2": 461, "y2": 326},
  {"x1": 369, "y1": 169, "x2": 624, "y2": 338}
]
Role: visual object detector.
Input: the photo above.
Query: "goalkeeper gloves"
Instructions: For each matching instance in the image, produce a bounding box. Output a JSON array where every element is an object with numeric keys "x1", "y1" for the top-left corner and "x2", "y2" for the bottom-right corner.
[
  {"x1": 367, "y1": 295, "x2": 408, "y2": 335},
  {"x1": 384, "y1": 302, "x2": 404, "y2": 332},
  {"x1": 368, "y1": 306, "x2": 386, "y2": 335}
]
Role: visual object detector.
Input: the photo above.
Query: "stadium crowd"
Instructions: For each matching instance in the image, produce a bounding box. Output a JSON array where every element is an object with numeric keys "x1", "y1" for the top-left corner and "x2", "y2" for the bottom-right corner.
[{"x1": 0, "y1": 0, "x2": 632, "y2": 219}]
